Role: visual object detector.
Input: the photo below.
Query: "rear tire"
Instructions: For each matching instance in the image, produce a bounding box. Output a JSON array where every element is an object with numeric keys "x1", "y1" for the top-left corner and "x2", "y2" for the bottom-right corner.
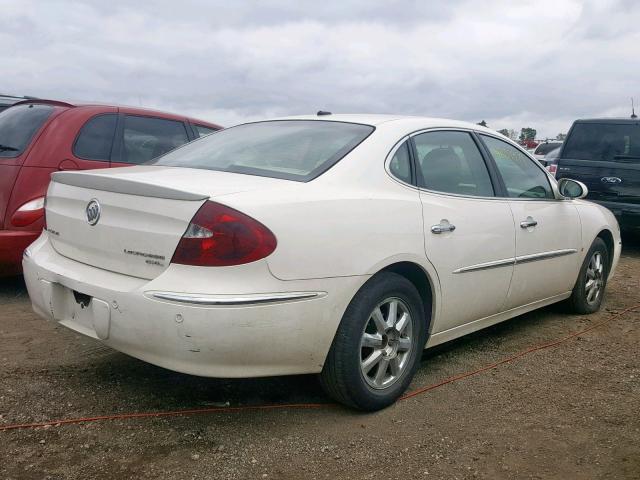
[
  {"x1": 566, "y1": 237, "x2": 609, "y2": 314},
  {"x1": 320, "y1": 272, "x2": 427, "y2": 411}
]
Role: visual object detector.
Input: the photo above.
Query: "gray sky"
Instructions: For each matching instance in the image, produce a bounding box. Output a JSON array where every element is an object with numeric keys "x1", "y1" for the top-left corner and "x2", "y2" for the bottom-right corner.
[{"x1": 2, "y1": 0, "x2": 639, "y2": 138}]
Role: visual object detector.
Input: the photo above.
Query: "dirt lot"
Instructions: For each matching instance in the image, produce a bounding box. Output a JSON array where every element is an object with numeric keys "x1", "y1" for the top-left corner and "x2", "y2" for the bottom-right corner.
[{"x1": 1, "y1": 239, "x2": 639, "y2": 480}]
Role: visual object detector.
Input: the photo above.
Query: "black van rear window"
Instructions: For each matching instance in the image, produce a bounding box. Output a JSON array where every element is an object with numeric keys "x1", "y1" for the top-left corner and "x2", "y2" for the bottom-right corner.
[
  {"x1": 0, "y1": 104, "x2": 54, "y2": 158},
  {"x1": 562, "y1": 122, "x2": 640, "y2": 162}
]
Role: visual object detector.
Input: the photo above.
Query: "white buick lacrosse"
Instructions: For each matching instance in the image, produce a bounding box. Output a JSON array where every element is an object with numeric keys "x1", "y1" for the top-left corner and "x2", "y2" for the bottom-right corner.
[{"x1": 24, "y1": 114, "x2": 621, "y2": 410}]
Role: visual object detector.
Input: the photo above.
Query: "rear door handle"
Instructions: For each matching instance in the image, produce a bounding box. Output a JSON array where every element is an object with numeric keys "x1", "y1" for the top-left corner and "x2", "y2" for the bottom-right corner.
[
  {"x1": 520, "y1": 217, "x2": 538, "y2": 229},
  {"x1": 431, "y1": 220, "x2": 456, "y2": 234}
]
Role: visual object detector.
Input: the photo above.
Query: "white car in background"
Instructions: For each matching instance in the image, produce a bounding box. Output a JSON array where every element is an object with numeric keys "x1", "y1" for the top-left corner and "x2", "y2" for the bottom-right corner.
[
  {"x1": 24, "y1": 115, "x2": 621, "y2": 410},
  {"x1": 533, "y1": 140, "x2": 563, "y2": 161}
]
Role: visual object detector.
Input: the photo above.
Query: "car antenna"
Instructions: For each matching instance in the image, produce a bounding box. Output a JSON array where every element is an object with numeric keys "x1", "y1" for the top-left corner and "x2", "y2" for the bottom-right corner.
[
  {"x1": 631, "y1": 98, "x2": 638, "y2": 119},
  {"x1": 317, "y1": 110, "x2": 332, "y2": 116}
]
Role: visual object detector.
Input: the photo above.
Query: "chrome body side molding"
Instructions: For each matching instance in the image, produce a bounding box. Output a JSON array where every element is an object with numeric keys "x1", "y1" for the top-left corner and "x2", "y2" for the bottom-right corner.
[
  {"x1": 515, "y1": 248, "x2": 578, "y2": 264},
  {"x1": 148, "y1": 291, "x2": 325, "y2": 306},
  {"x1": 453, "y1": 248, "x2": 578, "y2": 274}
]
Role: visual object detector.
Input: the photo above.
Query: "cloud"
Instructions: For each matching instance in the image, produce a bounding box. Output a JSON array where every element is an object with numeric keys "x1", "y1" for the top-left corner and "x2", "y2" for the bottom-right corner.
[{"x1": 1, "y1": 0, "x2": 638, "y2": 137}]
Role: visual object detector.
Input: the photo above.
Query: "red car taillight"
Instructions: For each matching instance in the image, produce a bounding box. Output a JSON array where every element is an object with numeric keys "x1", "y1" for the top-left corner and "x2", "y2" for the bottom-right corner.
[
  {"x1": 547, "y1": 164, "x2": 557, "y2": 177},
  {"x1": 171, "y1": 201, "x2": 277, "y2": 267},
  {"x1": 11, "y1": 197, "x2": 45, "y2": 227}
]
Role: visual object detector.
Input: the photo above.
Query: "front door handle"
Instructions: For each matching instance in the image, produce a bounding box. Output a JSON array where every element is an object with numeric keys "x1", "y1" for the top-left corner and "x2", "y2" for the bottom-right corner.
[
  {"x1": 520, "y1": 217, "x2": 538, "y2": 229},
  {"x1": 431, "y1": 220, "x2": 456, "y2": 234}
]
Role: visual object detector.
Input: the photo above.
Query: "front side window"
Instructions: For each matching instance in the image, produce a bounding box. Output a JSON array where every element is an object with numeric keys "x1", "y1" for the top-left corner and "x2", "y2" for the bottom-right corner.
[
  {"x1": 0, "y1": 104, "x2": 54, "y2": 158},
  {"x1": 413, "y1": 131, "x2": 494, "y2": 197},
  {"x1": 122, "y1": 115, "x2": 189, "y2": 164},
  {"x1": 388, "y1": 141, "x2": 412, "y2": 184},
  {"x1": 151, "y1": 120, "x2": 375, "y2": 182},
  {"x1": 481, "y1": 135, "x2": 553, "y2": 199},
  {"x1": 73, "y1": 114, "x2": 117, "y2": 161}
]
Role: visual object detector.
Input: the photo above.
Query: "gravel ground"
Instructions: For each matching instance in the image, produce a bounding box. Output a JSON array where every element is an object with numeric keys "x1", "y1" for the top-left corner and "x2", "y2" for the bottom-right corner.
[{"x1": 1, "y1": 237, "x2": 639, "y2": 480}]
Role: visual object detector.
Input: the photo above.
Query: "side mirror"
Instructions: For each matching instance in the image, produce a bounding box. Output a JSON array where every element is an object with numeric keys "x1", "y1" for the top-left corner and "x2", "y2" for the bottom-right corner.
[{"x1": 558, "y1": 178, "x2": 588, "y2": 199}]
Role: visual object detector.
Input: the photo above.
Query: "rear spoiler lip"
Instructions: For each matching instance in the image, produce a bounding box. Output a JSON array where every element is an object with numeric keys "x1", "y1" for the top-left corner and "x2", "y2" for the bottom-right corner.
[{"x1": 51, "y1": 171, "x2": 209, "y2": 201}]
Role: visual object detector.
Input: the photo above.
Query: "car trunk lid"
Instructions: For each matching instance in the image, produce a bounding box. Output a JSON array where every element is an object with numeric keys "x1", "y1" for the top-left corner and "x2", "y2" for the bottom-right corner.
[{"x1": 45, "y1": 166, "x2": 286, "y2": 279}]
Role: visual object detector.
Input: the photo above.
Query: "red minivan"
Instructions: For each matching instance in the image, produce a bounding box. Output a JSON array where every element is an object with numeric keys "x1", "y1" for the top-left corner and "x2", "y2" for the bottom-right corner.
[{"x1": 0, "y1": 100, "x2": 221, "y2": 276}]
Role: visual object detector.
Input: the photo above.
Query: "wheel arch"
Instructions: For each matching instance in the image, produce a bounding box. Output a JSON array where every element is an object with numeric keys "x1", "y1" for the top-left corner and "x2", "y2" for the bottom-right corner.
[
  {"x1": 596, "y1": 228, "x2": 615, "y2": 277},
  {"x1": 374, "y1": 261, "x2": 436, "y2": 335}
]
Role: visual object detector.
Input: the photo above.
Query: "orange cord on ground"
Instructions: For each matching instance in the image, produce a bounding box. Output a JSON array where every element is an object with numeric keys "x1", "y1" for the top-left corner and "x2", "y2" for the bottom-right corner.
[{"x1": 1, "y1": 304, "x2": 638, "y2": 432}]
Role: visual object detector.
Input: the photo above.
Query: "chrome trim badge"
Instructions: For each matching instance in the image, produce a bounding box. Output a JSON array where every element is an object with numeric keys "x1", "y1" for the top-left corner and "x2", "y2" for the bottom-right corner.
[{"x1": 85, "y1": 199, "x2": 101, "y2": 226}]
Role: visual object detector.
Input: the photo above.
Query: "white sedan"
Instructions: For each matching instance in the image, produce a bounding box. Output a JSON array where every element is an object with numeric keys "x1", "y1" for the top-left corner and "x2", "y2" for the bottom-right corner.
[{"x1": 23, "y1": 114, "x2": 621, "y2": 411}]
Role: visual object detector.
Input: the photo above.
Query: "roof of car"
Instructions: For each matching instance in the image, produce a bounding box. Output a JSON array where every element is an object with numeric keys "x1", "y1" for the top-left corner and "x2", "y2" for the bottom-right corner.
[
  {"x1": 9, "y1": 99, "x2": 222, "y2": 128},
  {"x1": 269, "y1": 113, "x2": 495, "y2": 132},
  {"x1": 574, "y1": 117, "x2": 640, "y2": 123}
]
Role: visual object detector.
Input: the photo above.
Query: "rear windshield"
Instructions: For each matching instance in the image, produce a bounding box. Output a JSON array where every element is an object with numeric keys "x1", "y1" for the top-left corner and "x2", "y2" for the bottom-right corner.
[
  {"x1": 0, "y1": 104, "x2": 54, "y2": 158},
  {"x1": 562, "y1": 122, "x2": 640, "y2": 162},
  {"x1": 534, "y1": 142, "x2": 562, "y2": 155},
  {"x1": 150, "y1": 120, "x2": 375, "y2": 181}
]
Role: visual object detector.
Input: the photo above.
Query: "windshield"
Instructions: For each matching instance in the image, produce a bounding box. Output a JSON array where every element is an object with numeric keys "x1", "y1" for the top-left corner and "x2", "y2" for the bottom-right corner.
[
  {"x1": 150, "y1": 120, "x2": 375, "y2": 181},
  {"x1": 534, "y1": 142, "x2": 562, "y2": 155},
  {"x1": 0, "y1": 104, "x2": 54, "y2": 158},
  {"x1": 562, "y1": 122, "x2": 640, "y2": 162}
]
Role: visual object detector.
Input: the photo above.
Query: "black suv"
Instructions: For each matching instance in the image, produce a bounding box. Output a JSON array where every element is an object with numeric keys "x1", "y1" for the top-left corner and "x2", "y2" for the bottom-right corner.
[{"x1": 556, "y1": 118, "x2": 640, "y2": 230}]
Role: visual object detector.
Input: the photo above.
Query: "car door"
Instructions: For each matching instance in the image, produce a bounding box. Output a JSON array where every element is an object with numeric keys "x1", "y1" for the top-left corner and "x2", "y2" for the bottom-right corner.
[
  {"x1": 413, "y1": 130, "x2": 516, "y2": 333},
  {"x1": 480, "y1": 134, "x2": 581, "y2": 309}
]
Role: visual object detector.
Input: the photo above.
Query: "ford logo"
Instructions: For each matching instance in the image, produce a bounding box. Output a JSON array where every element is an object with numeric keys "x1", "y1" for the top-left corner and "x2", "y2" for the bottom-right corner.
[
  {"x1": 601, "y1": 177, "x2": 622, "y2": 184},
  {"x1": 85, "y1": 199, "x2": 101, "y2": 226}
]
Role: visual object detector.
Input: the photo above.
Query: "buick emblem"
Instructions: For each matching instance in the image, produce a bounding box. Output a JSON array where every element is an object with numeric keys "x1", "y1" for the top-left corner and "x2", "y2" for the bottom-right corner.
[{"x1": 86, "y1": 199, "x2": 101, "y2": 226}]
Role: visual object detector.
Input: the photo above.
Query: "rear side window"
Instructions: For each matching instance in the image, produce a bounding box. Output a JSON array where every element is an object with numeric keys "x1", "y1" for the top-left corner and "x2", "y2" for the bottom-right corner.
[
  {"x1": 0, "y1": 104, "x2": 53, "y2": 158},
  {"x1": 193, "y1": 124, "x2": 218, "y2": 137},
  {"x1": 389, "y1": 141, "x2": 412, "y2": 184},
  {"x1": 562, "y1": 122, "x2": 640, "y2": 162},
  {"x1": 481, "y1": 135, "x2": 553, "y2": 199},
  {"x1": 413, "y1": 131, "x2": 494, "y2": 197},
  {"x1": 151, "y1": 120, "x2": 375, "y2": 182},
  {"x1": 122, "y1": 115, "x2": 190, "y2": 164},
  {"x1": 73, "y1": 114, "x2": 117, "y2": 161}
]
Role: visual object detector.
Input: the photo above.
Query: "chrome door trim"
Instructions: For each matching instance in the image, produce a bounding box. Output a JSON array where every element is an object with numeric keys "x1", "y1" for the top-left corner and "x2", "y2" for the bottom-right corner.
[
  {"x1": 148, "y1": 291, "x2": 325, "y2": 306},
  {"x1": 453, "y1": 248, "x2": 577, "y2": 274},
  {"x1": 453, "y1": 257, "x2": 515, "y2": 274},
  {"x1": 514, "y1": 248, "x2": 578, "y2": 265}
]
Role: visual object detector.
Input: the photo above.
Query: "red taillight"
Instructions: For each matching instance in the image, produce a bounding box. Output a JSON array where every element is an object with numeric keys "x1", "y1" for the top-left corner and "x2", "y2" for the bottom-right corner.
[
  {"x1": 171, "y1": 201, "x2": 277, "y2": 267},
  {"x1": 11, "y1": 197, "x2": 45, "y2": 227},
  {"x1": 547, "y1": 164, "x2": 557, "y2": 177}
]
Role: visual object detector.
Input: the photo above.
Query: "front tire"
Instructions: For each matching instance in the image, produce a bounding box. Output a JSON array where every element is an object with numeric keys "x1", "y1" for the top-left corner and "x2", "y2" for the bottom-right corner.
[
  {"x1": 320, "y1": 272, "x2": 427, "y2": 411},
  {"x1": 566, "y1": 237, "x2": 609, "y2": 314}
]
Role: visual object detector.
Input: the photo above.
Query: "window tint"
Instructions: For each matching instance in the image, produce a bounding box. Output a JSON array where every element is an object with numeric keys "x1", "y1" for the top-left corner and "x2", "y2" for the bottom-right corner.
[
  {"x1": 562, "y1": 122, "x2": 640, "y2": 162},
  {"x1": 73, "y1": 114, "x2": 117, "y2": 160},
  {"x1": 389, "y1": 141, "x2": 412, "y2": 184},
  {"x1": 151, "y1": 120, "x2": 374, "y2": 182},
  {"x1": 0, "y1": 104, "x2": 53, "y2": 158},
  {"x1": 194, "y1": 124, "x2": 218, "y2": 137},
  {"x1": 481, "y1": 135, "x2": 553, "y2": 199},
  {"x1": 413, "y1": 131, "x2": 494, "y2": 196},
  {"x1": 122, "y1": 115, "x2": 189, "y2": 164}
]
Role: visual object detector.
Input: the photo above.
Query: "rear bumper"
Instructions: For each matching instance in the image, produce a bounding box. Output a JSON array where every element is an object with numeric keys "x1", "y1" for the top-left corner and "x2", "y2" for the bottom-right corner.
[
  {"x1": 23, "y1": 233, "x2": 366, "y2": 378},
  {"x1": 594, "y1": 201, "x2": 640, "y2": 230},
  {"x1": 0, "y1": 229, "x2": 39, "y2": 276}
]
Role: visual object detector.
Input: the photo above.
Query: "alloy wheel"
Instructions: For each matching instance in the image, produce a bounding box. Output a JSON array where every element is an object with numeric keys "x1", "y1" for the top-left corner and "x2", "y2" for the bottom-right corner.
[
  {"x1": 585, "y1": 251, "x2": 604, "y2": 305},
  {"x1": 359, "y1": 297, "x2": 413, "y2": 389}
]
